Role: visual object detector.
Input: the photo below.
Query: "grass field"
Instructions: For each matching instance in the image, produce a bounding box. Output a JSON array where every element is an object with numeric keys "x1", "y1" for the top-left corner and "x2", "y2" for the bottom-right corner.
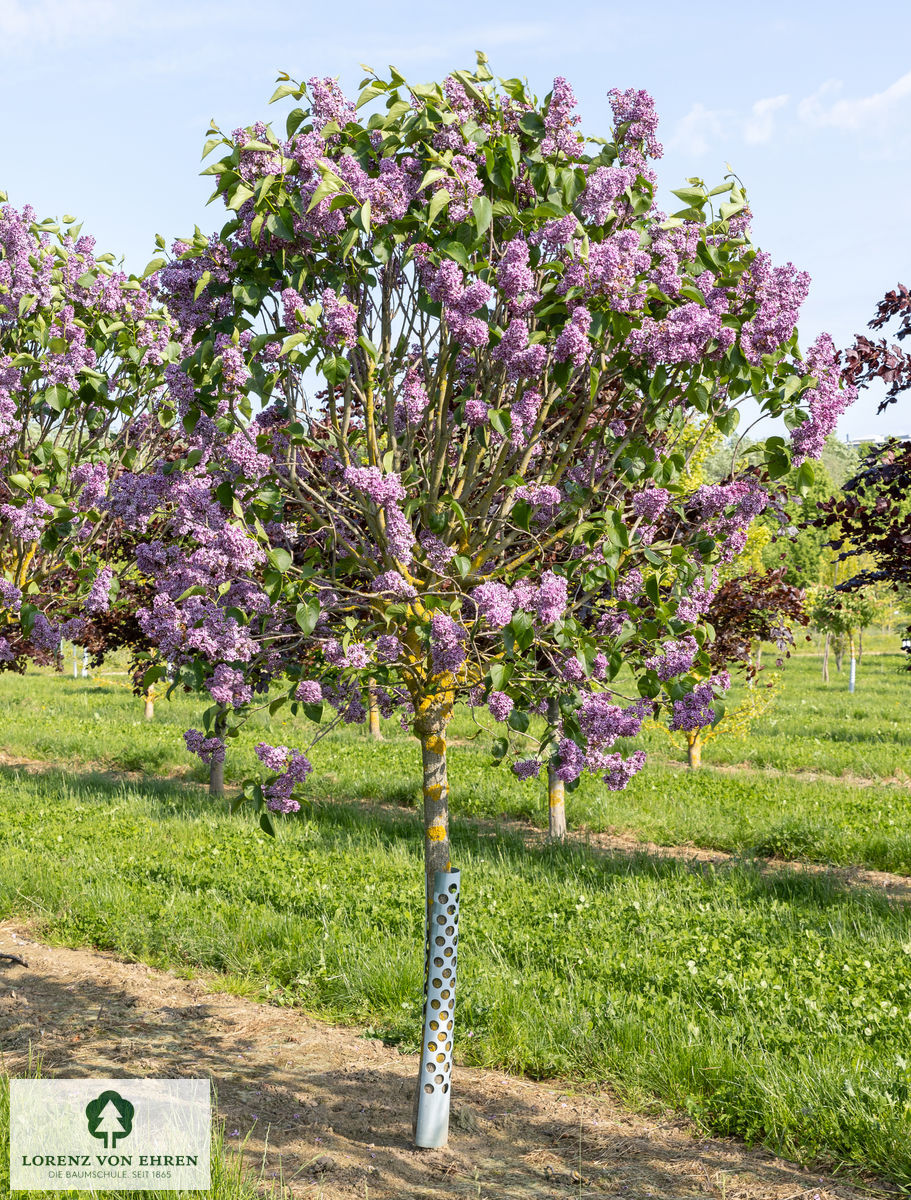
[
  {"x1": 2, "y1": 650, "x2": 909, "y2": 874},
  {"x1": 1, "y1": 648, "x2": 911, "y2": 1184}
]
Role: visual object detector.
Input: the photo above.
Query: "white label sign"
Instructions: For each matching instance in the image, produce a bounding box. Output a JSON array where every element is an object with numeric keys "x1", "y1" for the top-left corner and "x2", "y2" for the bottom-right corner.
[{"x1": 9, "y1": 1079, "x2": 210, "y2": 1191}]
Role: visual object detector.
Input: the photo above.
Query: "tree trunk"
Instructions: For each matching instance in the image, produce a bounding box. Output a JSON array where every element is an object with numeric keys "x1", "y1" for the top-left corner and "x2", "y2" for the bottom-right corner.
[
  {"x1": 367, "y1": 679, "x2": 382, "y2": 740},
  {"x1": 209, "y1": 705, "x2": 227, "y2": 798},
  {"x1": 822, "y1": 632, "x2": 830, "y2": 683},
  {"x1": 858, "y1": 627, "x2": 864, "y2": 664},
  {"x1": 687, "y1": 730, "x2": 702, "y2": 769},
  {"x1": 849, "y1": 634, "x2": 856, "y2": 694},
  {"x1": 835, "y1": 636, "x2": 844, "y2": 672},
  {"x1": 546, "y1": 697, "x2": 566, "y2": 840},
  {"x1": 413, "y1": 696, "x2": 455, "y2": 1148},
  {"x1": 144, "y1": 688, "x2": 155, "y2": 721}
]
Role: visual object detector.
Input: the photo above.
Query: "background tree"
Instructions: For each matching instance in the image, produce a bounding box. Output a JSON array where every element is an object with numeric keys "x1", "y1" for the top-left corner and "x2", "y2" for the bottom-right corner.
[
  {"x1": 0, "y1": 198, "x2": 177, "y2": 684},
  {"x1": 810, "y1": 588, "x2": 875, "y2": 691}
]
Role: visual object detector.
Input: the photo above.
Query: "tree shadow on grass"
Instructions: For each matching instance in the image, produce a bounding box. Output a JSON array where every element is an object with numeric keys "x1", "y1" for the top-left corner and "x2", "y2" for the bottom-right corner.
[{"x1": 1, "y1": 761, "x2": 909, "y2": 923}]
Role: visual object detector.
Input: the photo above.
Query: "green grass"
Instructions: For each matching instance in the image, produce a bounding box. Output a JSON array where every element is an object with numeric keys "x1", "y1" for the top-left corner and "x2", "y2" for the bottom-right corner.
[
  {"x1": 2, "y1": 652, "x2": 909, "y2": 875},
  {"x1": 1, "y1": 768, "x2": 910, "y2": 1182},
  {"x1": 0, "y1": 1074, "x2": 271, "y2": 1200}
]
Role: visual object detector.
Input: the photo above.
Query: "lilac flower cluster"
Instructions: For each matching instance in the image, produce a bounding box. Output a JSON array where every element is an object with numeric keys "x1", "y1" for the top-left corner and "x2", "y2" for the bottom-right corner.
[
  {"x1": 0, "y1": 580, "x2": 22, "y2": 612},
  {"x1": 207, "y1": 664, "x2": 254, "y2": 708},
  {"x1": 85, "y1": 566, "x2": 114, "y2": 614},
  {"x1": 608, "y1": 87, "x2": 663, "y2": 172},
  {"x1": 554, "y1": 306, "x2": 592, "y2": 368},
  {"x1": 419, "y1": 533, "x2": 456, "y2": 574},
  {"x1": 578, "y1": 695, "x2": 646, "y2": 747},
  {"x1": 471, "y1": 581, "x2": 514, "y2": 628},
  {"x1": 373, "y1": 570, "x2": 417, "y2": 598},
  {"x1": 533, "y1": 571, "x2": 568, "y2": 625},
  {"x1": 184, "y1": 729, "x2": 226, "y2": 765},
  {"x1": 631, "y1": 486, "x2": 670, "y2": 523},
  {"x1": 71, "y1": 461, "x2": 109, "y2": 509},
  {"x1": 646, "y1": 635, "x2": 698, "y2": 682},
  {"x1": 295, "y1": 680, "x2": 323, "y2": 703},
  {"x1": 256, "y1": 740, "x2": 313, "y2": 813},
  {"x1": 737, "y1": 252, "x2": 811, "y2": 365},
  {"x1": 1, "y1": 497, "x2": 53, "y2": 541},
  {"x1": 790, "y1": 334, "x2": 857, "y2": 465},
  {"x1": 320, "y1": 289, "x2": 357, "y2": 348},
  {"x1": 579, "y1": 166, "x2": 636, "y2": 225},
  {"x1": 398, "y1": 366, "x2": 429, "y2": 425},
  {"x1": 419, "y1": 254, "x2": 492, "y2": 350},
  {"x1": 542, "y1": 77, "x2": 582, "y2": 159},
  {"x1": 487, "y1": 691, "x2": 514, "y2": 722},
  {"x1": 429, "y1": 613, "x2": 466, "y2": 674}
]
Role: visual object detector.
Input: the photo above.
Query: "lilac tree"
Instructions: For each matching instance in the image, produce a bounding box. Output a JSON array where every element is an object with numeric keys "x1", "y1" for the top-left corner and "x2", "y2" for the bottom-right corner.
[
  {"x1": 116, "y1": 60, "x2": 852, "y2": 1144},
  {"x1": 0, "y1": 199, "x2": 178, "y2": 675}
]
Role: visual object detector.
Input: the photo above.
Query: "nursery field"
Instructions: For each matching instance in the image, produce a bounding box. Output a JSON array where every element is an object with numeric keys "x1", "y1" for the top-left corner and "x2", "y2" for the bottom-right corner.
[{"x1": 0, "y1": 648, "x2": 910, "y2": 1191}]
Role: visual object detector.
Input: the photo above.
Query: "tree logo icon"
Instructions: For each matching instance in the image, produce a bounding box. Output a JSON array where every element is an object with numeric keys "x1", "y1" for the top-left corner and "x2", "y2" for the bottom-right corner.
[{"x1": 85, "y1": 1090, "x2": 135, "y2": 1149}]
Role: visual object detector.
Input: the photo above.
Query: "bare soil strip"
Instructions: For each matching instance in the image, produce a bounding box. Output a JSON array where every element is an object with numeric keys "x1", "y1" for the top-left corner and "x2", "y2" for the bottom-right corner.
[{"x1": 0, "y1": 924, "x2": 893, "y2": 1200}]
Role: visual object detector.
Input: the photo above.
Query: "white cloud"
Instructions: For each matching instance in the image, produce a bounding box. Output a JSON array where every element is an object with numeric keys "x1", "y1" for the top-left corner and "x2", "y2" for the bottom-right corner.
[
  {"x1": 797, "y1": 71, "x2": 911, "y2": 130},
  {"x1": 743, "y1": 94, "x2": 789, "y2": 145},
  {"x1": 0, "y1": 0, "x2": 220, "y2": 51},
  {"x1": 669, "y1": 102, "x2": 729, "y2": 156}
]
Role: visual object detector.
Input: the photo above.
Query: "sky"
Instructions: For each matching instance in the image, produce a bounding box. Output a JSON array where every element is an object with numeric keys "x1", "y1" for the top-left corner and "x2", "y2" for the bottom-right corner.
[{"x1": 1, "y1": 0, "x2": 908, "y2": 439}]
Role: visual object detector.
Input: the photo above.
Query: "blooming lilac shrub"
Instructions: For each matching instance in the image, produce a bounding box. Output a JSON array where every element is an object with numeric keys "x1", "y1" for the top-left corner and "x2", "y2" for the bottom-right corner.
[
  {"x1": 0, "y1": 200, "x2": 179, "y2": 668},
  {"x1": 116, "y1": 58, "x2": 854, "y2": 1143},
  {"x1": 119, "y1": 57, "x2": 857, "y2": 839}
]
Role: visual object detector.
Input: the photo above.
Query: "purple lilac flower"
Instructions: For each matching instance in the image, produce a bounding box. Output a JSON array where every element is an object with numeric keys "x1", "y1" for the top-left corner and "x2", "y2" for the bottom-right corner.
[
  {"x1": 376, "y1": 634, "x2": 402, "y2": 662},
  {"x1": 1, "y1": 497, "x2": 53, "y2": 541},
  {"x1": 0, "y1": 637, "x2": 14, "y2": 662},
  {"x1": 29, "y1": 613, "x2": 61, "y2": 652},
  {"x1": 631, "y1": 486, "x2": 670, "y2": 523},
  {"x1": 295, "y1": 680, "x2": 323, "y2": 703},
  {"x1": 487, "y1": 691, "x2": 514, "y2": 722},
  {"x1": 554, "y1": 306, "x2": 592, "y2": 367},
  {"x1": 207, "y1": 664, "x2": 254, "y2": 708},
  {"x1": 646, "y1": 635, "x2": 698, "y2": 682},
  {"x1": 579, "y1": 166, "x2": 636, "y2": 225},
  {"x1": 320, "y1": 289, "x2": 357, "y2": 348},
  {"x1": 0, "y1": 580, "x2": 22, "y2": 612},
  {"x1": 430, "y1": 613, "x2": 466, "y2": 675},
  {"x1": 497, "y1": 237, "x2": 535, "y2": 301},
  {"x1": 542, "y1": 77, "x2": 582, "y2": 158},
  {"x1": 471, "y1": 582, "x2": 514, "y2": 628},
  {"x1": 343, "y1": 466, "x2": 406, "y2": 505},
  {"x1": 512, "y1": 758, "x2": 542, "y2": 781},
  {"x1": 85, "y1": 566, "x2": 114, "y2": 614},
  {"x1": 553, "y1": 738, "x2": 585, "y2": 783},
  {"x1": 615, "y1": 569, "x2": 643, "y2": 602},
  {"x1": 578, "y1": 695, "x2": 645, "y2": 747},
  {"x1": 398, "y1": 366, "x2": 429, "y2": 424},
  {"x1": 420, "y1": 533, "x2": 456, "y2": 574},
  {"x1": 465, "y1": 398, "x2": 489, "y2": 426},
  {"x1": 71, "y1": 461, "x2": 109, "y2": 508},
  {"x1": 264, "y1": 750, "x2": 313, "y2": 813},
  {"x1": 373, "y1": 569, "x2": 417, "y2": 598},
  {"x1": 790, "y1": 334, "x2": 857, "y2": 465},
  {"x1": 533, "y1": 571, "x2": 568, "y2": 625},
  {"x1": 184, "y1": 729, "x2": 226, "y2": 765},
  {"x1": 595, "y1": 749, "x2": 647, "y2": 791}
]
